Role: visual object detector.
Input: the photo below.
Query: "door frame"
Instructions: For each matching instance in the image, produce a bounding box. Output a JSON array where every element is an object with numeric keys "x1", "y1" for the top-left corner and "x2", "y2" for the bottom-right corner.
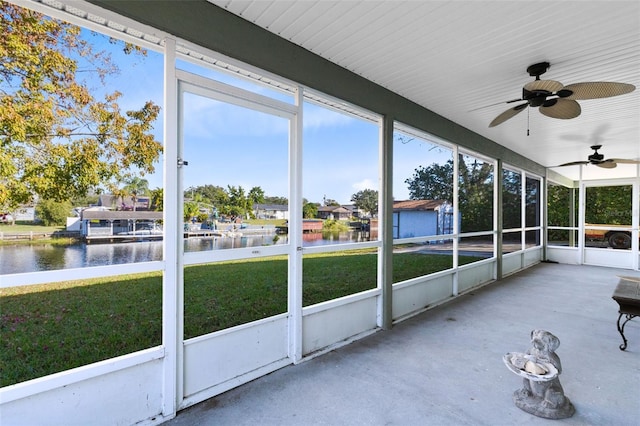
[{"x1": 172, "y1": 67, "x2": 301, "y2": 408}]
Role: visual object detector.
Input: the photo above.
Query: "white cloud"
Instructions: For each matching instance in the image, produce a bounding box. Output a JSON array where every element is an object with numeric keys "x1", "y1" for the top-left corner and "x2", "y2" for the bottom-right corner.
[
  {"x1": 352, "y1": 178, "x2": 377, "y2": 192},
  {"x1": 303, "y1": 104, "x2": 353, "y2": 129},
  {"x1": 182, "y1": 94, "x2": 289, "y2": 139}
]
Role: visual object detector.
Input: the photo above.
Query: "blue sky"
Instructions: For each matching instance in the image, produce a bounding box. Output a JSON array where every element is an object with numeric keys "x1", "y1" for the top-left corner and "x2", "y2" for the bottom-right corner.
[{"x1": 85, "y1": 30, "x2": 451, "y2": 205}]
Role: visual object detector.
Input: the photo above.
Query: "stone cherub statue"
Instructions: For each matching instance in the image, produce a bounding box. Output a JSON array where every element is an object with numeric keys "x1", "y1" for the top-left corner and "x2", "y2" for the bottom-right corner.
[{"x1": 504, "y1": 329, "x2": 575, "y2": 419}]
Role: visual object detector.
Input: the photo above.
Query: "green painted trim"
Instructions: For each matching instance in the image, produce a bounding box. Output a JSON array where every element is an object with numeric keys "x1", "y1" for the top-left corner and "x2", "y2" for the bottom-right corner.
[
  {"x1": 381, "y1": 116, "x2": 394, "y2": 330},
  {"x1": 88, "y1": 0, "x2": 545, "y2": 175}
]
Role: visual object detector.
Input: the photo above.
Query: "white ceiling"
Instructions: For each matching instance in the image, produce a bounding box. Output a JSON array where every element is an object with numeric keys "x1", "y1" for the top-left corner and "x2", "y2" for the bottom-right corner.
[{"x1": 209, "y1": 0, "x2": 640, "y2": 181}]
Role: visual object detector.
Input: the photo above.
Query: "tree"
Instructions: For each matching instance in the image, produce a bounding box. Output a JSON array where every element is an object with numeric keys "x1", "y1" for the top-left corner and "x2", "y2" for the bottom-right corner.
[
  {"x1": 303, "y1": 202, "x2": 318, "y2": 219},
  {"x1": 247, "y1": 186, "x2": 265, "y2": 206},
  {"x1": 502, "y1": 169, "x2": 521, "y2": 229},
  {"x1": 585, "y1": 185, "x2": 632, "y2": 224},
  {"x1": 123, "y1": 177, "x2": 149, "y2": 211},
  {"x1": 71, "y1": 192, "x2": 99, "y2": 208},
  {"x1": 191, "y1": 184, "x2": 228, "y2": 207},
  {"x1": 547, "y1": 183, "x2": 576, "y2": 227},
  {"x1": 264, "y1": 195, "x2": 288, "y2": 205},
  {"x1": 183, "y1": 201, "x2": 199, "y2": 223},
  {"x1": 149, "y1": 187, "x2": 163, "y2": 211},
  {"x1": 350, "y1": 189, "x2": 378, "y2": 217},
  {"x1": 457, "y1": 157, "x2": 493, "y2": 232},
  {"x1": 227, "y1": 185, "x2": 247, "y2": 213},
  {"x1": 35, "y1": 199, "x2": 72, "y2": 226},
  {"x1": 0, "y1": 4, "x2": 162, "y2": 220},
  {"x1": 324, "y1": 198, "x2": 340, "y2": 207},
  {"x1": 405, "y1": 160, "x2": 453, "y2": 201},
  {"x1": 404, "y1": 156, "x2": 493, "y2": 232},
  {"x1": 524, "y1": 177, "x2": 540, "y2": 228}
]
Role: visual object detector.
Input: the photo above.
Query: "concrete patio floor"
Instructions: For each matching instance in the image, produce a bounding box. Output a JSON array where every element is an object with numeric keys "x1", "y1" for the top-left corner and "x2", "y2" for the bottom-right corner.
[{"x1": 165, "y1": 263, "x2": 640, "y2": 425}]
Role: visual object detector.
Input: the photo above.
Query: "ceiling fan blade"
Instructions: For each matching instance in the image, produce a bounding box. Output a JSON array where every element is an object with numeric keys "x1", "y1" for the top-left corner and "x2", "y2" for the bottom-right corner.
[
  {"x1": 561, "y1": 82, "x2": 636, "y2": 100},
  {"x1": 489, "y1": 103, "x2": 528, "y2": 127},
  {"x1": 539, "y1": 99, "x2": 581, "y2": 119},
  {"x1": 596, "y1": 160, "x2": 617, "y2": 169},
  {"x1": 608, "y1": 158, "x2": 640, "y2": 164},
  {"x1": 557, "y1": 161, "x2": 589, "y2": 167},
  {"x1": 523, "y1": 79, "x2": 563, "y2": 93},
  {"x1": 468, "y1": 98, "x2": 522, "y2": 112}
]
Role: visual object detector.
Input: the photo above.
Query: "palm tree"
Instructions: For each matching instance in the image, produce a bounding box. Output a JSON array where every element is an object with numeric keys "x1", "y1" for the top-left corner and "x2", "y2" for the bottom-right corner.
[
  {"x1": 149, "y1": 187, "x2": 163, "y2": 211},
  {"x1": 123, "y1": 177, "x2": 150, "y2": 211}
]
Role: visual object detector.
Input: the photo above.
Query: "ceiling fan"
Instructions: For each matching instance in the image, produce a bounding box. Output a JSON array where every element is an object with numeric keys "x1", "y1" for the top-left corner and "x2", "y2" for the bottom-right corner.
[
  {"x1": 557, "y1": 145, "x2": 640, "y2": 169},
  {"x1": 488, "y1": 62, "x2": 636, "y2": 127}
]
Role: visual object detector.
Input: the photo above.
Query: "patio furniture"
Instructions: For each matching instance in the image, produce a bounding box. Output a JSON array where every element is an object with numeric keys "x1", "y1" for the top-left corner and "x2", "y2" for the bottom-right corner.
[{"x1": 612, "y1": 276, "x2": 640, "y2": 351}]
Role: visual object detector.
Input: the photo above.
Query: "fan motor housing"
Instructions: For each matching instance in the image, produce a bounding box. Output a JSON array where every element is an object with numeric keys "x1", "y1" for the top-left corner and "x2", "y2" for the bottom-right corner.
[
  {"x1": 589, "y1": 145, "x2": 604, "y2": 162},
  {"x1": 522, "y1": 88, "x2": 550, "y2": 107},
  {"x1": 526, "y1": 62, "x2": 550, "y2": 78}
]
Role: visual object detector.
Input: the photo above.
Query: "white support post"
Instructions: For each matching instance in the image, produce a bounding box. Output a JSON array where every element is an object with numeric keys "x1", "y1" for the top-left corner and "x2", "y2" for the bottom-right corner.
[
  {"x1": 495, "y1": 159, "x2": 502, "y2": 280},
  {"x1": 161, "y1": 37, "x2": 181, "y2": 418},
  {"x1": 632, "y1": 165, "x2": 639, "y2": 270},
  {"x1": 288, "y1": 86, "x2": 304, "y2": 363},
  {"x1": 542, "y1": 172, "x2": 548, "y2": 261},
  {"x1": 520, "y1": 168, "x2": 526, "y2": 269},
  {"x1": 452, "y1": 146, "x2": 460, "y2": 294},
  {"x1": 578, "y1": 167, "x2": 585, "y2": 265}
]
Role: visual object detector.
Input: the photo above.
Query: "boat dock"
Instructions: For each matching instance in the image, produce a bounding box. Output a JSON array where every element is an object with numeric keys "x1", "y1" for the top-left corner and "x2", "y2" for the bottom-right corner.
[
  {"x1": 276, "y1": 219, "x2": 323, "y2": 234},
  {"x1": 86, "y1": 226, "x2": 276, "y2": 243}
]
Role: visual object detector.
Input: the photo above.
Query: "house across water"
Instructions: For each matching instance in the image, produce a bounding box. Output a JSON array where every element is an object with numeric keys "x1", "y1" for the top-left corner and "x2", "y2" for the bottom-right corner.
[
  {"x1": 393, "y1": 200, "x2": 453, "y2": 239},
  {"x1": 79, "y1": 209, "x2": 163, "y2": 242}
]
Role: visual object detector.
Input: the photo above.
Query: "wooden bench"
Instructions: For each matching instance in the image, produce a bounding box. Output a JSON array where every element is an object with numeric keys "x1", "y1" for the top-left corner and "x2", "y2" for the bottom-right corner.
[{"x1": 611, "y1": 276, "x2": 640, "y2": 351}]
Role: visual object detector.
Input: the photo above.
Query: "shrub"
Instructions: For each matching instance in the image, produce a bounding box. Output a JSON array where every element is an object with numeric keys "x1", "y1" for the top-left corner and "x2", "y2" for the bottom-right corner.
[
  {"x1": 322, "y1": 219, "x2": 350, "y2": 232},
  {"x1": 35, "y1": 199, "x2": 73, "y2": 226}
]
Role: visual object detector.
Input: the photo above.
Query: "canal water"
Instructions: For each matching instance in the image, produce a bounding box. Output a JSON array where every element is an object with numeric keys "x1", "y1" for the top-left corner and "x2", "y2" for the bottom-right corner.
[{"x1": 0, "y1": 231, "x2": 372, "y2": 275}]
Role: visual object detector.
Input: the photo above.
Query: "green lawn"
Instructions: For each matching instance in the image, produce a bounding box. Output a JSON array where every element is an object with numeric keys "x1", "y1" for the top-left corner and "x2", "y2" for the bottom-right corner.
[
  {"x1": 0, "y1": 252, "x2": 481, "y2": 387},
  {"x1": 0, "y1": 222, "x2": 65, "y2": 233},
  {"x1": 0, "y1": 222, "x2": 79, "y2": 246}
]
